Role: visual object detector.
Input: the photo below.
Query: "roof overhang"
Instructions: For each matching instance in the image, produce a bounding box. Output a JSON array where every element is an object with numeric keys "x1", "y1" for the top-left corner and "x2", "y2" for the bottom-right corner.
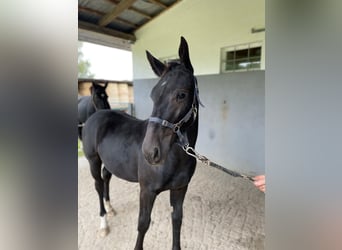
[
  {"x1": 78, "y1": 26, "x2": 133, "y2": 51},
  {"x1": 78, "y1": 0, "x2": 182, "y2": 50}
]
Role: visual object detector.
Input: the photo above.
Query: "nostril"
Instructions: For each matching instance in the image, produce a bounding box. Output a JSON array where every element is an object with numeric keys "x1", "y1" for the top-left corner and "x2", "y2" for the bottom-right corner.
[{"x1": 152, "y1": 147, "x2": 159, "y2": 161}]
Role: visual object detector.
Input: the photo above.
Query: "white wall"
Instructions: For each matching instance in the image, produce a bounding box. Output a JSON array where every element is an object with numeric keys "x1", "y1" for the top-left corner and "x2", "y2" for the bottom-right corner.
[{"x1": 132, "y1": 0, "x2": 265, "y2": 79}]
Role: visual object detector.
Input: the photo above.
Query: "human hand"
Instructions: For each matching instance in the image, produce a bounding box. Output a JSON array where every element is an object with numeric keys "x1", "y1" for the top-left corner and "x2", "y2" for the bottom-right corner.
[{"x1": 253, "y1": 175, "x2": 265, "y2": 193}]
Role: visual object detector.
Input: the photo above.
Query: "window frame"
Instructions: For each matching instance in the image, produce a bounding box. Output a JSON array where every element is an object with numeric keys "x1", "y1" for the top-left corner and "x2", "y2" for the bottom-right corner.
[{"x1": 220, "y1": 41, "x2": 262, "y2": 73}]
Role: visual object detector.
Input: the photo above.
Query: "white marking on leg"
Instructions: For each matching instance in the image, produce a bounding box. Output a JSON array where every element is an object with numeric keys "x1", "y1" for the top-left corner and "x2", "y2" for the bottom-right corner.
[
  {"x1": 104, "y1": 201, "x2": 112, "y2": 211},
  {"x1": 100, "y1": 215, "x2": 107, "y2": 229},
  {"x1": 98, "y1": 215, "x2": 109, "y2": 237},
  {"x1": 104, "y1": 200, "x2": 116, "y2": 217}
]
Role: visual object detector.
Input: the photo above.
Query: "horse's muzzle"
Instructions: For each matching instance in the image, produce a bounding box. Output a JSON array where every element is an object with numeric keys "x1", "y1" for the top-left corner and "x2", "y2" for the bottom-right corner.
[
  {"x1": 142, "y1": 146, "x2": 162, "y2": 166},
  {"x1": 142, "y1": 122, "x2": 173, "y2": 166}
]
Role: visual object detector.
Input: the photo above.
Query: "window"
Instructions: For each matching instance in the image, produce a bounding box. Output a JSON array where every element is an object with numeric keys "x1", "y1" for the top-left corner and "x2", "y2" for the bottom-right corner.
[{"x1": 221, "y1": 42, "x2": 262, "y2": 73}]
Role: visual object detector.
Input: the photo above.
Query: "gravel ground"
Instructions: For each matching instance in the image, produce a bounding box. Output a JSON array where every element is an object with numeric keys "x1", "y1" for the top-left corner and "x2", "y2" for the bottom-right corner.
[{"x1": 78, "y1": 157, "x2": 265, "y2": 250}]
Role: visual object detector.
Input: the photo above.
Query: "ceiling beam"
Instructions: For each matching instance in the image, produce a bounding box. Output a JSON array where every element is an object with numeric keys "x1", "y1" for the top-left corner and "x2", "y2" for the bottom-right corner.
[
  {"x1": 128, "y1": 6, "x2": 152, "y2": 19},
  {"x1": 79, "y1": 21, "x2": 136, "y2": 42},
  {"x1": 115, "y1": 17, "x2": 138, "y2": 28},
  {"x1": 79, "y1": 6, "x2": 104, "y2": 16},
  {"x1": 99, "y1": 0, "x2": 137, "y2": 27},
  {"x1": 79, "y1": 6, "x2": 137, "y2": 28},
  {"x1": 107, "y1": 0, "x2": 152, "y2": 20},
  {"x1": 137, "y1": 0, "x2": 182, "y2": 31},
  {"x1": 148, "y1": 0, "x2": 167, "y2": 9}
]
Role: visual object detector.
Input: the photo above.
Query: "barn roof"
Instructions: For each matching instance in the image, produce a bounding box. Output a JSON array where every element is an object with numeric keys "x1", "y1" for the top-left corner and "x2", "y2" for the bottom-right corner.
[{"x1": 78, "y1": 0, "x2": 181, "y2": 50}]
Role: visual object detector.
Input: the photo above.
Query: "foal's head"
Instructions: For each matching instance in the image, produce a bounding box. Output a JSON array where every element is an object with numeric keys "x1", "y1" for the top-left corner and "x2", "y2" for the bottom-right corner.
[
  {"x1": 90, "y1": 82, "x2": 110, "y2": 110},
  {"x1": 142, "y1": 37, "x2": 198, "y2": 166}
]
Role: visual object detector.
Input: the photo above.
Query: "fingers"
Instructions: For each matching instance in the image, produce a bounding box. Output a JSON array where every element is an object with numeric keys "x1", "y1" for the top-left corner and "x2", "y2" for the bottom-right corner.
[
  {"x1": 253, "y1": 175, "x2": 265, "y2": 181},
  {"x1": 253, "y1": 175, "x2": 266, "y2": 193},
  {"x1": 257, "y1": 184, "x2": 266, "y2": 193}
]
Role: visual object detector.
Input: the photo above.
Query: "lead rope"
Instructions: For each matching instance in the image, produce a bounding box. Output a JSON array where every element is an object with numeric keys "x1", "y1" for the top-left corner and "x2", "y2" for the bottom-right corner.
[{"x1": 181, "y1": 144, "x2": 254, "y2": 182}]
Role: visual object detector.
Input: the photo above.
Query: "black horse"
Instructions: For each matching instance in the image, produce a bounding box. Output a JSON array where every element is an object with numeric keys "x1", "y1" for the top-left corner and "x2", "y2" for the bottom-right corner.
[
  {"x1": 82, "y1": 37, "x2": 201, "y2": 250},
  {"x1": 78, "y1": 82, "x2": 110, "y2": 140}
]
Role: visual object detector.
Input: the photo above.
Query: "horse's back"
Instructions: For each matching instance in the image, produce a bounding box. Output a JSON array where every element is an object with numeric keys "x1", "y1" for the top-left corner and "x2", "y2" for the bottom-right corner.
[
  {"x1": 83, "y1": 110, "x2": 147, "y2": 182},
  {"x1": 78, "y1": 96, "x2": 90, "y2": 108}
]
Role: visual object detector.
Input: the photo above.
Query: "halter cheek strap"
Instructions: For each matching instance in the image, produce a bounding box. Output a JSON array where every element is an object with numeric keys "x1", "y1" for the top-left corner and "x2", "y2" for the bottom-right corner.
[
  {"x1": 148, "y1": 77, "x2": 203, "y2": 149},
  {"x1": 92, "y1": 98, "x2": 99, "y2": 111}
]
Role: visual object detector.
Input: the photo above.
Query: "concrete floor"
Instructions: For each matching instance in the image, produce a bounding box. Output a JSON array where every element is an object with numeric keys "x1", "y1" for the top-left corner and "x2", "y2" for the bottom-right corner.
[{"x1": 78, "y1": 157, "x2": 265, "y2": 250}]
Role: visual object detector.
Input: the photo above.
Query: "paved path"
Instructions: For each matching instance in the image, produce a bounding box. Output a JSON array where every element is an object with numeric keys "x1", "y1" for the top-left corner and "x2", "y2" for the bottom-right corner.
[{"x1": 78, "y1": 157, "x2": 265, "y2": 250}]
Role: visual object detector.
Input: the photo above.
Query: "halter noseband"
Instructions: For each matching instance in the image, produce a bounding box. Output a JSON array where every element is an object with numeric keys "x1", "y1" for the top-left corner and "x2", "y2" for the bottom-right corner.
[{"x1": 148, "y1": 77, "x2": 204, "y2": 149}]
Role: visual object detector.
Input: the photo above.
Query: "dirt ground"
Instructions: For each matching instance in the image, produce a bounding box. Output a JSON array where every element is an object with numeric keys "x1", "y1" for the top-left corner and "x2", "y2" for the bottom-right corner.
[{"x1": 78, "y1": 156, "x2": 265, "y2": 250}]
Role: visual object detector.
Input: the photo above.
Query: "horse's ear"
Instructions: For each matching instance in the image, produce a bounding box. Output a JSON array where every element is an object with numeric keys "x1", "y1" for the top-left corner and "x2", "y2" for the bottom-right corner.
[
  {"x1": 146, "y1": 50, "x2": 165, "y2": 77},
  {"x1": 178, "y1": 36, "x2": 193, "y2": 74},
  {"x1": 104, "y1": 82, "x2": 108, "y2": 88}
]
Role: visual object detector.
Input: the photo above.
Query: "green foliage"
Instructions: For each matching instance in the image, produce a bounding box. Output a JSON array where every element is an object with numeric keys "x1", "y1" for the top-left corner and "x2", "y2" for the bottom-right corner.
[
  {"x1": 78, "y1": 139, "x2": 84, "y2": 157},
  {"x1": 78, "y1": 42, "x2": 95, "y2": 78}
]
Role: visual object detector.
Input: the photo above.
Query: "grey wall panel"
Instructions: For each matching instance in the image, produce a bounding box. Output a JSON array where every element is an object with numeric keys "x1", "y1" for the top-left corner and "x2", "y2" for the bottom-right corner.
[{"x1": 133, "y1": 71, "x2": 265, "y2": 175}]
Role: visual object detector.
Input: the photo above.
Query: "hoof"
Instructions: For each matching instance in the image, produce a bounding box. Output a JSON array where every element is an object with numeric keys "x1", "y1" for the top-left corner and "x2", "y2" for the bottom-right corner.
[
  {"x1": 98, "y1": 227, "x2": 109, "y2": 238},
  {"x1": 107, "y1": 208, "x2": 117, "y2": 217}
]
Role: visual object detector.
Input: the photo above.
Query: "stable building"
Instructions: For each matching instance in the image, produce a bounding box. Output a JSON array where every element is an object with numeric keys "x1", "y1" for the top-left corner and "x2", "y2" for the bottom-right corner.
[{"x1": 79, "y1": 0, "x2": 265, "y2": 175}]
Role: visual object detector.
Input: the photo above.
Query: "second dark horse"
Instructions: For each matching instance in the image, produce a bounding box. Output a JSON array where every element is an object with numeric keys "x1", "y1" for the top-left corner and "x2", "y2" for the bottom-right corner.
[
  {"x1": 82, "y1": 37, "x2": 201, "y2": 250},
  {"x1": 78, "y1": 82, "x2": 110, "y2": 140}
]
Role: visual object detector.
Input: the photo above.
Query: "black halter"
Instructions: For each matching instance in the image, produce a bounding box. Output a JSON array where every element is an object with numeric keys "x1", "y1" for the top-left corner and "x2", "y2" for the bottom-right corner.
[{"x1": 148, "y1": 77, "x2": 204, "y2": 149}]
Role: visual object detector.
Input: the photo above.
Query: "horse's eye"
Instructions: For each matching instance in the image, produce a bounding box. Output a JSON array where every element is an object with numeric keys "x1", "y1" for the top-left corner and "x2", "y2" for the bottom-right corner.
[{"x1": 177, "y1": 92, "x2": 187, "y2": 101}]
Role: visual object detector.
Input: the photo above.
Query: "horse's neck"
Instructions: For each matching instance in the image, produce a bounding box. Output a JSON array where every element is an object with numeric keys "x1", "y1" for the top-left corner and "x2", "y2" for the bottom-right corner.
[{"x1": 188, "y1": 116, "x2": 199, "y2": 147}]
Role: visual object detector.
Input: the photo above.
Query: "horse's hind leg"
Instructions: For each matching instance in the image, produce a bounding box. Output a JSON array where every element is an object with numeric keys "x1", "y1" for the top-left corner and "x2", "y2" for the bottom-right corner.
[
  {"x1": 170, "y1": 186, "x2": 188, "y2": 250},
  {"x1": 102, "y1": 167, "x2": 116, "y2": 217},
  {"x1": 89, "y1": 156, "x2": 109, "y2": 237},
  {"x1": 78, "y1": 124, "x2": 83, "y2": 140}
]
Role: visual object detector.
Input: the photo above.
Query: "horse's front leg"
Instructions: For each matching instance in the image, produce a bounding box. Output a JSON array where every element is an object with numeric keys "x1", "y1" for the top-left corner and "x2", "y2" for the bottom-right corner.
[
  {"x1": 170, "y1": 186, "x2": 188, "y2": 250},
  {"x1": 134, "y1": 188, "x2": 157, "y2": 250}
]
